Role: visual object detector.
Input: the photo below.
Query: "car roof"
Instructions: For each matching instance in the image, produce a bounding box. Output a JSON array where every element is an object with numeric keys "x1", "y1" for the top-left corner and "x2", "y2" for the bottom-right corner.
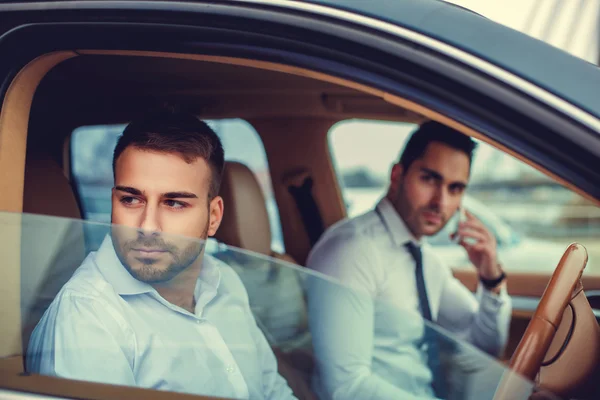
[
  {"x1": 299, "y1": 0, "x2": 600, "y2": 119},
  {"x1": 2, "y1": 0, "x2": 599, "y2": 119}
]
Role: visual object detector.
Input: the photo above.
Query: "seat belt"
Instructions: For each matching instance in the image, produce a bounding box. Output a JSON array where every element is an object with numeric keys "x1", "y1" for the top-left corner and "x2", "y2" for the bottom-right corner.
[{"x1": 284, "y1": 169, "x2": 325, "y2": 246}]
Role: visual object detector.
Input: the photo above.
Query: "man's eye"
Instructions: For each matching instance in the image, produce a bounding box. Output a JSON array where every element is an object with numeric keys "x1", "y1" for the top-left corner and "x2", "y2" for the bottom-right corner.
[
  {"x1": 420, "y1": 175, "x2": 434, "y2": 183},
  {"x1": 165, "y1": 200, "x2": 187, "y2": 209},
  {"x1": 449, "y1": 186, "x2": 465, "y2": 195},
  {"x1": 120, "y1": 197, "x2": 141, "y2": 206}
]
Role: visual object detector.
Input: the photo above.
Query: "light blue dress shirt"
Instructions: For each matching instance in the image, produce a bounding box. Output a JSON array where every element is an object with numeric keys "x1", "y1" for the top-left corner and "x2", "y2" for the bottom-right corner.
[
  {"x1": 306, "y1": 198, "x2": 511, "y2": 400},
  {"x1": 27, "y1": 235, "x2": 296, "y2": 400}
]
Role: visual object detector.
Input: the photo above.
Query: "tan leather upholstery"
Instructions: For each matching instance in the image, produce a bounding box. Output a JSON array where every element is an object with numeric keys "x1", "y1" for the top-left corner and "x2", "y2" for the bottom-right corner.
[
  {"x1": 20, "y1": 153, "x2": 86, "y2": 357},
  {"x1": 494, "y1": 244, "x2": 600, "y2": 399},
  {"x1": 453, "y1": 268, "x2": 600, "y2": 361},
  {"x1": 23, "y1": 153, "x2": 81, "y2": 219},
  {"x1": 537, "y1": 282, "x2": 600, "y2": 397},
  {"x1": 510, "y1": 244, "x2": 588, "y2": 379},
  {"x1": 214, "y1": 161, "x2": 272, "y2": 256},
  {"x1": 0, "y1": 52, "x2": 76, "y2": 363}
]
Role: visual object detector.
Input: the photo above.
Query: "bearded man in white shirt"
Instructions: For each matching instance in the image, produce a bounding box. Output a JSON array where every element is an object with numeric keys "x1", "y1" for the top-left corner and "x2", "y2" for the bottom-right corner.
[
  {"x1": 307, "y1": 121, "x2": 511, "y2": 400},
  {"x1": 27, "y1": 109, "x2": 296, "y2": 400}
]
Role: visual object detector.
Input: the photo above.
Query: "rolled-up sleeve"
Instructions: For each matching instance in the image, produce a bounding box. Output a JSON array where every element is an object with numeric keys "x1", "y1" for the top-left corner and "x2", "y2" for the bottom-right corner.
[
  {"x1": 26, "y1": 290, "x2": 136, "y2": 386},
  {"x1": 437, "y1": 274, "x2": 512, "y2": 356}
]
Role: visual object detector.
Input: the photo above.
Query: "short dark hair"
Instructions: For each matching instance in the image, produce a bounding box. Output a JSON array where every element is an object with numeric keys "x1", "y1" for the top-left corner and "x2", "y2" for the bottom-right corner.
[
  {"x1": 399, "y1": 121, "x2": 477, "y2": 171},
  {"x1": 113, "y1": 109, "x2": 225, "y2": 199}
]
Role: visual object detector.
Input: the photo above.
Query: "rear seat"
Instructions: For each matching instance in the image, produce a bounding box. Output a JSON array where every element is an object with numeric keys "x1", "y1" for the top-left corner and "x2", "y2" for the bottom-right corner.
[{"x1": 213, "y1": 161, "x2": 316, "y2": 400}]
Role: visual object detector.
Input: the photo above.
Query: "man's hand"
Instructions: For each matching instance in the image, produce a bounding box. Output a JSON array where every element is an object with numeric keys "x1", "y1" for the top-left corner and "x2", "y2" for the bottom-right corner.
[{"x1": 454, "y1": 210, "x2": 503, "y2": 281}]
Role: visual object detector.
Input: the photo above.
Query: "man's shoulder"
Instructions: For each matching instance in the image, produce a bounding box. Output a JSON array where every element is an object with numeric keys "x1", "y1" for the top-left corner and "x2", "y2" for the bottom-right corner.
[
  {"x1": 321, "y1": 209, "x2": 383, "y2": 245},
  {"x1": 311, "y1": 210, "x2": 384, "y2": 256},
  {"x1": 306, "y1": 210, "x2": 387, "y2": 280},
  {"x1": 206, "y1": 254, "x2": 249, "y2": 301},
  {"x1": 31, "y1": 252, "x2": 127, "y2": 343},
  {"x1": 56, "y1": 252, "x2": 117, "y2": 302}
]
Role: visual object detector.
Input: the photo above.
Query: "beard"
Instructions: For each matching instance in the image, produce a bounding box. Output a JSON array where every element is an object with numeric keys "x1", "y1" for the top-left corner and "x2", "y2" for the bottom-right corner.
[
  {"x1": 391, "y1": 183, "x2": 449, "y2": 238},
  {"x1": 111, "y1": 224, "x2": 209, "y2": 284}
]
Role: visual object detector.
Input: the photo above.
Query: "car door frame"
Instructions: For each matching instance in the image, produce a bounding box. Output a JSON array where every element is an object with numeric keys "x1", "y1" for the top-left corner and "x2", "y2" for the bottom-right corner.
[{"x1": 1, "y1": 0, "x2": 600, "y2": 397}]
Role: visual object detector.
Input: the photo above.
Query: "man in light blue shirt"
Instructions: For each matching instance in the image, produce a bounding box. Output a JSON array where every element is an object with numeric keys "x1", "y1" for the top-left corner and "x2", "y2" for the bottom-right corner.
[
  {"x1": 27, "y1": 109, "x2": 296, "y2": 400},
  {"x1": 307, "y1": 122, "x2": 511, "y2": 399}
]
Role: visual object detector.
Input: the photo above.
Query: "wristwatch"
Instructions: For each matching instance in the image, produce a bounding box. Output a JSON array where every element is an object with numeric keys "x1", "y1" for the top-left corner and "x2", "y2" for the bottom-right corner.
[{"x1": 480, "y1": 269, "x2": 507, "y2": 290}]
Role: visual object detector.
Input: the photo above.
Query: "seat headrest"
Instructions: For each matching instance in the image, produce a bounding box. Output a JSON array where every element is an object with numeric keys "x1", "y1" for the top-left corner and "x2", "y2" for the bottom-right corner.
[
  {"x1": 23, "y1": 153, "x2": 81, "y2": 219},
  {"x1": 214, "y1": 161, "x2": 272, "y2": 256}
]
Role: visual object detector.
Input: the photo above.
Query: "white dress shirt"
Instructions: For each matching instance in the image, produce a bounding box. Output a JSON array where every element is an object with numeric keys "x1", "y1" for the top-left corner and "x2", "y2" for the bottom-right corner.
[
  {"x1": 27, "y1": 235, "x2": 296, "y2": 400},
  {"x1": 306, "y1": 198, "x2": 511, "y2": 400}
]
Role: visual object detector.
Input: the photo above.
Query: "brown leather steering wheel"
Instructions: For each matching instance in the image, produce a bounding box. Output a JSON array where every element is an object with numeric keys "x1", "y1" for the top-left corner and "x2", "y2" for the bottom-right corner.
[{"x1": 493, "y1": 243, "x2": 590, "y2": 400}]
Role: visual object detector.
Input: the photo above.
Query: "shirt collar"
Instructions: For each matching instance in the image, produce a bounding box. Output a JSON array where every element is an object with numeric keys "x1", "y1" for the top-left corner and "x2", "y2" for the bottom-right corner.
[
  {"x1": 95, "y1": 235, "x2": 153, "y2": 296},
  {"x1": 376, "y1": 197, "x2": 420, "y2": 247},
  {"x1": 95, "y1": 235, "x2": 222, "y2": 300},
  {"x1": 194, "y1": 254, "x2": 222, "y2": 309}
]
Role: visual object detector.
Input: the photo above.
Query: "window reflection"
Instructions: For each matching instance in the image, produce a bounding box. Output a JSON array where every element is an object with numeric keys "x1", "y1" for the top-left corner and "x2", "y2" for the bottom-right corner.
[{"x1": 12, "y1": 212, "x2": 545, "y2": 400}]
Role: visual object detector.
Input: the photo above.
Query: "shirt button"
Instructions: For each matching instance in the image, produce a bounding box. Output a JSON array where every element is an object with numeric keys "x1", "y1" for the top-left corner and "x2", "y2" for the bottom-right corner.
[
  {"x1": 196, "y1": 320, "x2": 201, "y2": 324},
  {"x1": 225, "y1": 365, "x2": 236, "y2": 374}
]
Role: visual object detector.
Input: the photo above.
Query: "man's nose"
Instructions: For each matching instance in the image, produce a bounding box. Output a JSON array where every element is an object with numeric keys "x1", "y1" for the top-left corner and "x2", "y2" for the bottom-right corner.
[
  {"x1": 139, "y1": 205, "x2": 160, "y2": 234},
  {"x1": 431, "y1": 187, "x2": 448, "y2": 210}
]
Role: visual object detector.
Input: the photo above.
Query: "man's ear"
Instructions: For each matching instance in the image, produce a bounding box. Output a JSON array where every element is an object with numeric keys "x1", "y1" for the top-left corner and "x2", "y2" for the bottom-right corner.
[
  {"x1": 388, "y1": 163, "x2": 404, "y2": 194},
  {"x1": 207, "y1": 195, "x2": 224, "y2": 237}
]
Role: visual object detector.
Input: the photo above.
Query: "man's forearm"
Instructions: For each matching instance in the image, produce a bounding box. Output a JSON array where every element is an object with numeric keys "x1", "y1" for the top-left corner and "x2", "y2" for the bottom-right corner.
[{"x1": 470, "y1": 284, "x2": 512, "y2": 355}]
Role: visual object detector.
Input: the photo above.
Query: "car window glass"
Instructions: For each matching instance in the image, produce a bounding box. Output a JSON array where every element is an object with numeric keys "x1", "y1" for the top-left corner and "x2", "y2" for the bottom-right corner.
[
  {"x1": 70, "y1": 119, "x2": 285, "y2": 253},
  {"x1": 8, "y1": 212, "x2": 549, "y2": 400},
  {"x1": 329, "y1": 119, "x2": 600, "y2": 275}
]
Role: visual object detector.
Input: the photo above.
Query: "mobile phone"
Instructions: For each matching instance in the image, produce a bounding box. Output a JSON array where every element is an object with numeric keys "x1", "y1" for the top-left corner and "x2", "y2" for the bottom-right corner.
[{"x1": 451, "y1": 206, "x2": 466, "y2": 244}]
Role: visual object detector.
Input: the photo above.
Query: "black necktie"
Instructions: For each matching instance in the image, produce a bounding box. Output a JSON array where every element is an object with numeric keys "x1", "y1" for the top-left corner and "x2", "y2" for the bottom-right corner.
[
  {"x1": 405, "y1": 242, "x2": 446, "y2": 399},
  {"x1": 405, "y1": 242, "x2": 432, "y2": 321}
]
